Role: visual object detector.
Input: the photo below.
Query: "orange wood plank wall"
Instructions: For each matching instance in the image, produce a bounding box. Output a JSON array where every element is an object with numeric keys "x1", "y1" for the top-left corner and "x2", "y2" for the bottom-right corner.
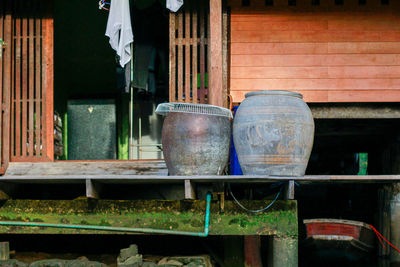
[{"x1": 229, "y1": 0, "x2": 400, "y2": 103}]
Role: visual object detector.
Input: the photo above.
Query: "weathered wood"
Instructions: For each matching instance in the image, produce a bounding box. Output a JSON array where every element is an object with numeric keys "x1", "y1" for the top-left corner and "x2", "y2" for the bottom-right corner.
[
  {"x1": 2, "y1": 172, "x2": 400, "y2": 184},
  {"x1": 209, "y1": 0, "x2": 224, "y2": 107},
  {"x1": 5, "y1": 161, "x2": 168, "y2": 176},
  {"x1": 86, "y1": 179, "x2": 101, "y2": 199},
  {"x1": 169, "y1": 13, "x2": 176, "y2": 102},
  {"x1": 284, "y1": 180, "x2": 295, "y2": 200},
  {"x1": 184, "y1": 179, "x2": 196, "y2": 199}
]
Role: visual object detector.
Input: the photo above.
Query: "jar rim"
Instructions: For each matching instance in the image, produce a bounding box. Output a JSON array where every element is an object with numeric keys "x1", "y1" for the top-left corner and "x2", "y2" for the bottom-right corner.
[{"x1": 245, "y1": 90, "x2": 303, "y2": 99}]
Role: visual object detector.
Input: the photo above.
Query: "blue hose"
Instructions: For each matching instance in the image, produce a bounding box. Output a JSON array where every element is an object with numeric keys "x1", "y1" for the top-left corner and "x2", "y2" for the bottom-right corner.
[{"x1": 0, "y1": 193, "x2": 212, "y2": 237}]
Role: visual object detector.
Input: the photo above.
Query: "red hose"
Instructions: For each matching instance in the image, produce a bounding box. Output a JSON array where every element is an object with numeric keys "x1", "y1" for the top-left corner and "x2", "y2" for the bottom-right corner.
[{"x1": 369, "y1": 224, "x2": 400, "y2": 254}]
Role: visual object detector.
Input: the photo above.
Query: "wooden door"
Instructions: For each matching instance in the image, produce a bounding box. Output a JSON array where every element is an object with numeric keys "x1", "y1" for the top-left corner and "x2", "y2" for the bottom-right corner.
[
  {"x1": 0, "y1": 0, "x2": 12, "y2": 174},
  {"x1": 169, "y1": 0, "x2": 209, "y2": 104},
  {"x1": 0, "y1": 0, "x2": 53, "y2": 174}
]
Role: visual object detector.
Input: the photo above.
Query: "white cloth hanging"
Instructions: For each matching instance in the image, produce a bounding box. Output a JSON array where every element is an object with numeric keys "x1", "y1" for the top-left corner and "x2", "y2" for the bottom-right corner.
[
  {"x1": 105, "y1": 0, "x2": 134, "y2": 67},
  {"x1": 166, "y1": 0, "x2": 183, "y2": 12}
]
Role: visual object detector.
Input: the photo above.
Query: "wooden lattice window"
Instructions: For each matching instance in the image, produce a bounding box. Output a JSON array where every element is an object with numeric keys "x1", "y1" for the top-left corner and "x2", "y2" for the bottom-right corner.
[
  {"x1": 0, "y1": 0, "x2": 53, "y2": 172},
  {"x1": 169, "y1": 0, "x2": 209, "y2": 104}
]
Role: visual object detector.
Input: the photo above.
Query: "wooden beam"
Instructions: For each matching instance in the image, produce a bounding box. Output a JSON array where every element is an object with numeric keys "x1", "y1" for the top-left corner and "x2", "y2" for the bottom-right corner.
[
  {"x1": 2, "y1": 174, "x2": 400, "y2": 184},
  {"x1": 43, "y1": 3, "x2": 54, "y2": 161},
  {"x1": 4, "y1": 161, "x2": 168, "y2": 176},
  {"x1": 184, "y1": 179, "x2": 196, "y2": 199},
  {"x1": 85, "y1": 179, "x2": 101, "y2": 199},
  {"x1": 284, "y1": 180, "x2": 295, "y2": 200},
  {"x1": 209, "y1": 0, "x2": 224, "y2": 107}
]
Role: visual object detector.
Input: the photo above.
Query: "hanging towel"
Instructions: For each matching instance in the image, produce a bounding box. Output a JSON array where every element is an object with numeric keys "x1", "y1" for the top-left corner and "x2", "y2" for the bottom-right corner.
[
  {"x1": 105, "y1": 0, "x2": 134, "y2": 67},
  {"x1": 166, "y1": 0, "x2": 183, "y2": 12}
]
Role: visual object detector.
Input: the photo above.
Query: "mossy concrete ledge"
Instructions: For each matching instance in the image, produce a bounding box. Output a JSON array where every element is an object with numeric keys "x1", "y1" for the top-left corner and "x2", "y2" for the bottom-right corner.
[{"x1": 0, "y1": 199, "x2": 297, "y2": 237}]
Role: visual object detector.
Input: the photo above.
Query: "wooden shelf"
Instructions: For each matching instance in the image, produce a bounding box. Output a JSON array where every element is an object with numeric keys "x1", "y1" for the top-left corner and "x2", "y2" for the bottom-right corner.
[{"x1": 1, "y1": 174, "x2": 400, "y2": 184}]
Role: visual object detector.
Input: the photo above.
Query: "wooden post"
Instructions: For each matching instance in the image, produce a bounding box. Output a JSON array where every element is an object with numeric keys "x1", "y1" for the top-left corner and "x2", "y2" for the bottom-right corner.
[
  {"x1": 244, "y1": 236, "x2": 263, "y2": 267},
  {"x1": 268, "y1": 237, "x2": 298, "y2": 267},
  {"x1": 284, "y1": 180, "x2": 295, "y2": 200},
  {"x1": 86, "y1": 179, "x2": 101, "y2": 199},
  {"x1": 209, "y1": 0, "x2": 224, "y2": 107},
  {"x1": 184, "y1": 179, "x2": 196, "y2": 199}
]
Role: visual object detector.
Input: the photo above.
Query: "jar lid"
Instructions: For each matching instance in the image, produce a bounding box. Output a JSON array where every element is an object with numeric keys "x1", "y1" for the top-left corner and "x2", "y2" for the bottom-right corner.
[
  {"x1": 245, "y1": 90, "x2": 303, "y2": 99},
  {"x1": 156, "y1": 102, "x2": 233, "y2": 118}
]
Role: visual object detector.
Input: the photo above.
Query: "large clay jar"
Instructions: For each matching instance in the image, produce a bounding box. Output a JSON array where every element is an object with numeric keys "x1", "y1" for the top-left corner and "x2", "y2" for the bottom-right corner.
[
  {"x1": 233, "y1": 90, "x2": 314, "y2": 176},
  {"x1": 158, "y1": 103, "x2": 232, "y2": 175}
]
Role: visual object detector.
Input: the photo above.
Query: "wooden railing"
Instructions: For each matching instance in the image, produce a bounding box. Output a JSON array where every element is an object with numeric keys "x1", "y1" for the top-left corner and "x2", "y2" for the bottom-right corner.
[{"x1": 169, "y1": 0, "x2": 209, "y2": 104}]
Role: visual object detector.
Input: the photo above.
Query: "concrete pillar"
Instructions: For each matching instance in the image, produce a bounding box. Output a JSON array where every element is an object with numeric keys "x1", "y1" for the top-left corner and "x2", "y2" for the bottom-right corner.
[
  {"x1": 268, "y1": 236, "x2": 298, "y2": 267},
  {"x1": 391, "y1": 186, "x2": 400, "y2": 263}
]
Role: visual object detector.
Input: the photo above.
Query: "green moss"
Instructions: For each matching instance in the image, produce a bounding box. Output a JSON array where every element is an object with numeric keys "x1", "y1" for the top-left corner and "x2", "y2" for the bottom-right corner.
[
  {"x1": 0, "y1": 200, "x2": 298, "y2": 237},
  {"x1": 99, "y1": 219, "x2": 112, "y2": 227}
]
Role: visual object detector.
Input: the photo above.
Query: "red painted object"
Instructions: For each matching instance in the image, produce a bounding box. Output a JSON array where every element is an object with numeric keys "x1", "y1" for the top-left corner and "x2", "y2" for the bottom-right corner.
[{"x1": 304, "y1": 219, "x2": 375, "y2": 254}]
